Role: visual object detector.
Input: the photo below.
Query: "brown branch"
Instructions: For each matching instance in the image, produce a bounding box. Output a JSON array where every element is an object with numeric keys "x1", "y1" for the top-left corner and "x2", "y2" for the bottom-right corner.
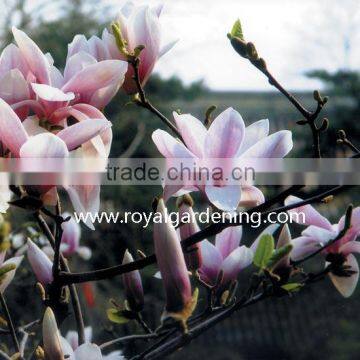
[
  {"x1": 35, "y1": 212, "x2": 86, "y2": 345},
  {"x1": 58, "y1": 185, "x2": 349, "y2": 285}
]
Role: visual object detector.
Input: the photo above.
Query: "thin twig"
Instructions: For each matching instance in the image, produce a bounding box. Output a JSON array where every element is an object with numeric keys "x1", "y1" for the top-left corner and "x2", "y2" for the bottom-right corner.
[
  {"x1": 35, "y1": 212, "x2": 86, "y2": 345},
  {"x1": 0, "y1": 292, "x2": 21, "y2": 355},
  {"x1": 100, "y1": 333, "x2": 157, "y2": 350}
]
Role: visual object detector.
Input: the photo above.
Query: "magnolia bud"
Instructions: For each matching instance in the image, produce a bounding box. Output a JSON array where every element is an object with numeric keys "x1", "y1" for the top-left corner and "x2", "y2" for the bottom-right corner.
[
  {"x1": 61, "y1": 212, "x2": 81, "y2": 256},
  {"x1": 27, "y1": 239, "x2": 53, "y2": 285},
  {"x1": 154, "y1": 199, "x2": 193, "y2": 316},
  {"x1": 42, "y1": 308, "x2": 64, "y2": 360},
  {"x1": 122, "y1": 250, "x2": 144, "y2": 312},
  {"x1": 177, "y1": 195, "x2": 202, "y2": 271}
]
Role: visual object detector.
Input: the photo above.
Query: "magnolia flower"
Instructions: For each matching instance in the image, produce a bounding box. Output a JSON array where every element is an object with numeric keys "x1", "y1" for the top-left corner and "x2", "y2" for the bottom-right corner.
[
  {"x1": 199, "y1": 225, "x2": 253, "y2": 289},
  {"x1": 7, "y1": 27, "x2": 127, "y2": 125},
  {"x1": 102, "y1": 1, "x2": 177, "y2": 94},
  {"x1": 122, "y1": 250, "x2": 144, "y2": 312},
  {"x1": 61, "y1": 213, "x2": 91, "y2": 260},
  {"x1": 285, "y1": 196, "x2": 360, "y2": 297},
  {"x1": 43, "y1": 308, "x2": 123, "y2": 360},
  {"x1": 65, "y1": 327, "x2": 123, "y2": 360},
  {"x1": 0, "y1": 251, "x2": 23, "y2": 293},
  {"x1": 27, "y1": 239, "x2": 53, "y2": 285},
  {"x1": 154, "y1": 198, "x2": 195, "y2": 320},
  {"x1": 152, "y1": 107, "x2": 293, "y2": 211},
  {"x1": 0, "y1": 99, "x2": 110, "y2": 229},
  {"x1": 177, "y1": 195, "x2": 202, "y2": 271}
]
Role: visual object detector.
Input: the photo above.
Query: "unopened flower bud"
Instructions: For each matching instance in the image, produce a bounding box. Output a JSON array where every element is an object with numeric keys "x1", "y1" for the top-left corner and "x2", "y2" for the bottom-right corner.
[
  {"x1": 122, "y1": 250, "x2": 144, "y2": 312},
  {"x1": 177, "y1": 195, "x2": 202, "y2": 271},
  {"x1": 27, "y1": 239, "x2": 53, "y2": 285},
  {"x1": 154, "y1": 199, "x2": 194, "y2": 319},
  {"x1": 42, "y1": 308, "x2": 64, "y2": 360}
]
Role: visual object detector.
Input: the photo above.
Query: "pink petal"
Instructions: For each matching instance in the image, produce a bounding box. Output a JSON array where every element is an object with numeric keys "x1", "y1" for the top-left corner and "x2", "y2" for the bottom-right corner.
[
  {"x1": 62, "y1": 60, "x2": 127, "y2": 95},
  {"x1": 205, "y1": 108, "x2": 245, "y2": 158},
  {"x1": 241, "y1": 130, "x2": 293, "y2": 158},
  {"x1": 27, "y1": 239, "x2": 53, "y2": 285},
  {"x1": 152, "y1": 129, "x2": 196, "y2": 158},
  {"x1": 221, "y1": 246, "x2": 253, "y2": 285},
  {"x1": 88, "y1": 35, "x2": 110, "y2": 61},
  {"x1": 61, "y1": 212, "x2": 81, "y2": 256},
  {"x1": 238, "y1": 186, "x2": 265, "y2": 208},
  {"x1": 0, "y1": 69, "x2": 30, "y2": 107},
  {"x1": 57, "y1": 119, "x2": 111, "y2": 151},
  {"x1": 205, "y1": 185, "x2": 242, "y2": 211},
  {"x1": 290, "y1": 236, "x2": 323, "y2": 261},
  {"x1": 329, "y1": 254, "x2": 359, "y2": 298},
  {"x1": 339, "y1": 241, "x2": 360, "y2": 256},
  {"x1": 237, "y1": 119, "x2": 269, "y2": 155},
  {"x1": 31, "y1": 83, "x2": 75, "y2": 102},
  {"x1": 67, "y1": 34, "x2": 89, "y2": 59},
  {"x1": 20, "y1": 133, "x2": 69, "y2": 158},
  {"x1": 215, "y1": 226, "x2": 242, "y2": 259},
  {"x1": 159, "y1": 39, "x2": 178, "y2": 57},
  {"x1": 65, "y1": 185, "x2": 100, "y2": 230},
  {"x1": 0, "y1": 98, "x2": 28, "y2": 156},
  {"x1": 12, "y1": 27, "x2": 51, "y2": 85},
  {"x1": 338, "y1": 207, "x2": 360, "y2": 243},
  {"x1": 0, "y1": 43, "x2": 29, "y2": 76},
  {"x1": 64, "y1": 51, "x2": 97, "y2": 83},
  {"x1": 199, "y1": 240, "x2": 223, "y2": 286},
  {"x1": 284, "y1": 195, "x2": 333, "y2": 231},
  {"x1": 173, "y1": 112, "x2": 207, "y2": 157}
]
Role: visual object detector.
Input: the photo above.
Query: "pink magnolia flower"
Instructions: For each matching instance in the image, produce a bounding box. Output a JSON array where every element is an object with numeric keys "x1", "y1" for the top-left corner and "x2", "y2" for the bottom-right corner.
[
  {"x1": 43, "y1": 308, "x2": 123, "y2": 360},
  {"x1": 152, "y1": 107, "x2": 293, "y2": 211},
  {"x1": 0, "y1": 99, "x2": 110, "y2": 229},
  {"x1": 154, "y1": 198, "x2": 192, "y2": 315},
  {"x1": 285, "y1": 196, "x2": 360, "y2": 297},
  {"x1": 102, "y1": 2, "x2": 177, "y2": 94},
  {"x1": 122, "y1": 250, "x2": 144, "y2": 312},
  {"x1": 7, "y1": 27, "x2": 127, "y2": 124},
  {"x1": 199, "y1": 225, "x2": 253, "y2": 288},
  {"x1": 27, "y1": 239, "x2": 53, "y2": 285},
  {"x1": 0, "y1": 250, "x2": 23, "y2": 293}
]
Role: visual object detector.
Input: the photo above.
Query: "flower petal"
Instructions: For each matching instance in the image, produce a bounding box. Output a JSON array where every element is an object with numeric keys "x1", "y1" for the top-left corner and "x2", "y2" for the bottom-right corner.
[
  {"x1": 329, "y1": 254, "x2": 359, "y2": 298},
  {"x1": 205, "y1": 185, "x2": 241, "y2": 211},
  {"x1": 74, "y1": 344, "x2": 102, "y2": 359},
  {"x1": 285, "y1": 195, "x2": 333, "y2": 231},
  {"x1": 205, "y1": 108, "x2": 245, "y2": 158},
  {"x1": 173, "y1": 112, "x2": 207, "y2": 157},
  {"x1": 198, "y1": 240, "x2": 223, "y2": 286},
  {"x1": 237, "y1": 119, "x2": 269, "y2": 156},
  {"x1": 31, "y1": 83, "x2": 75, "y2": 102},
  {"x1": 20, "y1": 133, "x2": 69, "y2": 158},
  {"x1": 12, "y1": 27, "x2": 51, "y2": 85},
  {"x1": 0, "y1": 98, "x2": 28, "y2": 156},
  {"x1": 241, "y1": 130, "x2": 293, "y2": 158},
  {"x1": 152, "y1": 129, "x2": 195, "y2": 158},
  {"x1": 62, "y1": 60, "x2": 127, "y2": 95},
  {"x1": 238, "y1": 186, "x2": 265, "y2": 208},
  {"x1": 221, "y1": 245, "x2": 253, "y2": 285},
  {"x1": 57, "y1": 119, "x2": 111, "y2": 151},
  {"x1": 215, "y1": 226, "x2": 242, "y2": 259}
]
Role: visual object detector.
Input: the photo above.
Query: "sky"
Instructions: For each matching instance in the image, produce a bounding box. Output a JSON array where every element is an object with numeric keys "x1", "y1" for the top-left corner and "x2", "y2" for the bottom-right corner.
[
  {"x1": 119, "y1": 0, "x2": 360, "y2": 91},
  {"x1": 8, "y1": 0, "x2": 360, "y2": 91}
]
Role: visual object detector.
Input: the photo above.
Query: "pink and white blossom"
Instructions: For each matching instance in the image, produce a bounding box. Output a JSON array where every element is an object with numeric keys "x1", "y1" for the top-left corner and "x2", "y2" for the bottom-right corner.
[
  {"x1": 152, "y1": 107, "x2": 293, "y2": 211},
  {"x1": 102, "y1": 2, "x2": 177, "y2": 94},
  {"x1": 199, "y1": 225, "x2": 253, "y2": 288},
  {"x1": 285, "y1": 196, "x2": 360, "y2": 297}
]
